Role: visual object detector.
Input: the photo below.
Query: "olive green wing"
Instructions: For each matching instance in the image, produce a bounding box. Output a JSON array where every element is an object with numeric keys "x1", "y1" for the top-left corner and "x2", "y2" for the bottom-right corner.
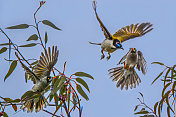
[
  {"x1": 92, "y1": 1, "x2": 112, "y2": 40},
  {"x1": 15, "y1": 52, "x2": 40, "y2": 84},
  {"x1": 112, "y1": 23, "x2": 153, "y2": 43},
  {"x1": 33, "y1": 46, "x2": 59, "y2": 79}
]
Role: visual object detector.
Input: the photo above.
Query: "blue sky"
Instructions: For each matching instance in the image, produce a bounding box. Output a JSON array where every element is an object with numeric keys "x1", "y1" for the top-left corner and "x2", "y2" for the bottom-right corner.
[{"x1": 0, "y1": 0, "x2": 176, "y2": 117}]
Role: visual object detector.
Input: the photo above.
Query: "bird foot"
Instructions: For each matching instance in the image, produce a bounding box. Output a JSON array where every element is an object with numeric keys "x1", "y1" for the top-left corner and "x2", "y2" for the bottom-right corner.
[
  {"x1": 101, "y1": 54, "x2": 105, "y2": 60},
  {"x1": 106, "y1": 55, "x2": 111, "y2": 60}
]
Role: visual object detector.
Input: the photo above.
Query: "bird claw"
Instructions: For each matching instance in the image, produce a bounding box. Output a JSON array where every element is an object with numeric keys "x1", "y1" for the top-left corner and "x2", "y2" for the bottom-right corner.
[
  {"x1": 106, "y1": 55, "x2": 111, "y2": 60},
  {"x1": 101, "y1": 54, "x2": 105, "y2": 60}
]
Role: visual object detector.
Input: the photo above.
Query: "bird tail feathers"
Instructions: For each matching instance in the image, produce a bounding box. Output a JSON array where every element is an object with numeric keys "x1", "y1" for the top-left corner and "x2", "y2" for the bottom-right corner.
[{"x1": 108, "y1": 67, "x2": 141, "y2": 90}]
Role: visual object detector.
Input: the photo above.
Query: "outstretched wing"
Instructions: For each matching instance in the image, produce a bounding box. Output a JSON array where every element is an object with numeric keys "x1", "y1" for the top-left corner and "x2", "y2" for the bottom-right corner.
[
  {"x1": 112, "y1": 23, "x2": 153, "y2": 43},
  {"x1": 15, "y1": 52, "x2": 40, "y2": 84},
  {"x1": 33, "y1": 46, "x2": 59, "y2": 79},
  {"x1": 92, "y1": 1, "x2": 112, "y2": 40},
  {"x1": 117, "y1": 49, "x2": 131, "y2": 65},
  {"x1": 136, "y1": 51, "x2": 147, "y2": 75}
]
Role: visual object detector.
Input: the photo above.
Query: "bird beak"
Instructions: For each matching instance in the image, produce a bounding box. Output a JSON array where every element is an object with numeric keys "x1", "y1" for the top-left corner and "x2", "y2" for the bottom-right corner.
[{"x1": 121, "y1": 47, "x2": 124, "y2": 50}]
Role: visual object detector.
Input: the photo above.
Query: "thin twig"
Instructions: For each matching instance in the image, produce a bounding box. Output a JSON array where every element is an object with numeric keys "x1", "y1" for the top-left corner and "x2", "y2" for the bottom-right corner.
[
  {"x1": 69, "y1": 84, "x2": 82, "y2": 117},
  {"x1": 42, "y1": 109, "x2": 61, "y2": 117},
  {"x1": 33, "y1": 3, "x2": 46, "y2": 51},
  {"x1": 0, "y1": 28, "x2": 31, "y2": 66}
]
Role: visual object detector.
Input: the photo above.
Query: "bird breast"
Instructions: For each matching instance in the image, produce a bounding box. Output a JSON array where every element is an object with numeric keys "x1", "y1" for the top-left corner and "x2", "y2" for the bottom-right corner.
[
  {"x1": 101, "y1": 39, "x2": 117, "y2": 53},
  {"x1": 31, "y1": 80, "x2": 49, "y2": 92},
  {"x1": 126, "y1": 53, "x2": 137, "y2": 67}
]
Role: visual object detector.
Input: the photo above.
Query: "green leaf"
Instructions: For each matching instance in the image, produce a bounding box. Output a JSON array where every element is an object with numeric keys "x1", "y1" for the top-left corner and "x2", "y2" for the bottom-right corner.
[
  {"x1": 76, "y1": 78, "x2": 90, "y2": 93},
  {"x1": 72, "y1": 92, "x2": 77, "y2": 111},
  {"x1": 0, "y1": 43, "x2": 12, "y2": 46},
  {"x1": 67, "y1": 87, "x2": 71, "y2": 111},
  {"x1": 139, "y1": 92, "x2": 143, "y2": 98},
  {"x1": 151, "y1": 71, "x2": 163, "y2": 85},
  {"x1": 44, "y1": 32, "x2": 48, "y2": 45},
  {"x1": 56, "y1": 76, "x2": 66, "y2": 92},
  {"x1": 172, "y1": 81, "x2": 176, "y2": 98},
  {"x1": 0, "y1": 47, "x2": 7, "y2": 54},
  {"x1": 134, "y1": 105, "x2": 139, "y2": 112},
  {"x1": 6, "y1": 24, "x2": 29, "y2": 29},
  {"x1": 134, "y1": 110, "x2": 149, "y2": 115},
  {"x1": 167, "y1": 106, "x2": 170, "y2": 117},
  {"x1": 26, "y1": 34, "x2": 38, "y2": 41},
  {"x1": 21, "y1": 91, "x2": 34, "y2": 100},
  {"x1": 54, "y1": 93, "x2": 59, "y2": 106},
  {"x1": 12, "y1": 104, "x2": 17, "y2": 112},
  {"x1": 3, "y1": 112, "x2": 8, "y2": 117},
  {"x1": 153, "y1": 102, "x2": 158, "y2": 114},
  {"x1": 151, "y1": 62, "x2": 164, "y2": 66},
  {"x1": 162, "y1": 82, "x2": 172, "y2": 97},
  {"x1": 4, "y1": 61, "x2": 17, "y2": 82},
  {"x1": 74, "y1": 72, "x2": 94, "y2": 80},
  {"x1": 3, "y1": 98, "x2": 13, "y2": 102},
  {"x1": 11, "y1": 99, "x2": 21, "y2": 103},
  {"x1": 24, "y1": 72, "x2": 28, "y2": 83},
  {"x1": 76, "y1": 84, "x2": 89, "y2": 101},
  {"x1": 42, "y1": 20, "x2": 61, "y2": 30},
  {"x1": 49, "y1": 94, "x2": 54, "y2": 102},
  {"x1": 19, "y1": 43, "x2": 37, "y2": 47},
  {"x1": 52, "y1": 102, "x2": 62, "y2": 117},
  {"x1": 164, "y1": 68, "x2": 171, "y2": 86}
]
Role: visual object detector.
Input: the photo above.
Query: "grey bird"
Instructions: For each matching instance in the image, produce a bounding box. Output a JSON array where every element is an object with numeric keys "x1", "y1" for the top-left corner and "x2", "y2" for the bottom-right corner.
[
  {"x1": 89, "y1": 1, "x2": 153, "y2": 60},
  {"x1": 15, "y1": 46, "x2": 59, "y2": 112},
  {"x1": 108, "y1": 48, "x2": 147, "y2": 90}
]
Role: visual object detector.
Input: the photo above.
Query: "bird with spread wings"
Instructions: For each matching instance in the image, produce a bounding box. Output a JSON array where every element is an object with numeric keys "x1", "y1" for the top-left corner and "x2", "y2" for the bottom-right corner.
[
  {"x1": 15, "y1": 46, "x2": 59, "y2": 112},
  {"x1": 108, "y1": 48, "x2": 147, "y2": 90},
  {"x1": 89, "y1": 1, "x2": 153, "y2": 60}
]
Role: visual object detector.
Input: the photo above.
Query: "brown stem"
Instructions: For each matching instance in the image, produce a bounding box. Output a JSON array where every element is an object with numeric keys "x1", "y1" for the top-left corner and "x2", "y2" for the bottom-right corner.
[
  {"x1": 69, "y1": 84, "x2": 82, "y2": 117},
  {"x1": 42, "y1": 109, "x2": 61, "y2": 117},
  {"x1": 34, "y1": 4, "x2": 46, "y2": 51},
  {"x1": 0, "y1": 28, "x2": 31, "y2": 66}
]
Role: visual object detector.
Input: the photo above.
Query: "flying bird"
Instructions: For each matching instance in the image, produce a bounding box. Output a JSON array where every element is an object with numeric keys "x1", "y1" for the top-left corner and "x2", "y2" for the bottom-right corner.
[
  {"x1": 89, "y1": 1, "x2": 153, "y2": 60},
  {"x1": 108, "y1": 48, "x2": 147, "y2": 90},
  {"x1": 15, "y1": 46, "x2": 59, "y2": 112}
]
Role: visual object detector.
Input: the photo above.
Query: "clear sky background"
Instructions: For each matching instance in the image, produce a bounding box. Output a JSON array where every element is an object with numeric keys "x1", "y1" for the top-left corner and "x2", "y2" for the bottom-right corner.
[{"x1": 0, "y1": 0, "x2": 176, "y2": 117}]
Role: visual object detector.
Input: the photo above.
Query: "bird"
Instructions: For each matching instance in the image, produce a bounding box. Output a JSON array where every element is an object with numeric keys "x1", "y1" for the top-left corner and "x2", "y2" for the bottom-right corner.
[
  {"x1": 15, "y1": 46, "x2": 59, "y2": 112},
  {"x1": 108, "y1": 48, "x2": 147, "y2": 90},
  {"x1": 89, "y1": 1, "x2": 153, "y2": 60}
]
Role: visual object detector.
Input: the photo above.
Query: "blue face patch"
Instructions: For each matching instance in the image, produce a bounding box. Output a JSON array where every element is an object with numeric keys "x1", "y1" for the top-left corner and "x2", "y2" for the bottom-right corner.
[{"x1": 116, "y1": 43, "x2": 122, "y2": 48}]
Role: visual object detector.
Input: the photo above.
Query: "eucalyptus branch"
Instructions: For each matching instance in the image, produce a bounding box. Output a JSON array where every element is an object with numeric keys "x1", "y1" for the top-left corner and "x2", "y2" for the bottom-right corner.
[
  {"x1": 62, "y1": 101, "x2": 70, "y2": 117},
  {"x1": 33, "y1": 1, "x2": 46, "y2": 51},
  {"x1": 69, "y1": 84, "x2": 82, "y2": 117},
  {"x1": 0, "y1": 28, "x2": 31, "y2": 66},
  {"x1": 42, "y1": 109, "x2": 61, "y2": 117}
]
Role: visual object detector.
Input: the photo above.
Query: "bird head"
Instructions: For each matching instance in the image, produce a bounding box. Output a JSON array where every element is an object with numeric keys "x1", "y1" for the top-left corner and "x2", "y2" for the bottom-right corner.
[
  {"x1": 113, "y1": 39, "x2": 124, "y2": 50},
  {"x1": 130, "y1": 48, "x2": 137, "y2": 53}
]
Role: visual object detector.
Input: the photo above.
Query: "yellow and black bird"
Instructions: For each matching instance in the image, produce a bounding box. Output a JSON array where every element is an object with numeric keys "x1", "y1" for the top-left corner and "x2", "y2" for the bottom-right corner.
[
  {"x1": 108, "y1": 48, "x2": 146, "y2": 90},
  {"x1": 15, "y1": 46, "x2": 59, "y2": 112},
  {"x1": 89, "y1": 1, "x2": 153, "y2": 60}
]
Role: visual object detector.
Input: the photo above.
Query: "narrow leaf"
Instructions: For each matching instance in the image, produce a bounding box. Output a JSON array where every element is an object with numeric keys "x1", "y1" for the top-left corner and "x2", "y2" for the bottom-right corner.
[
  {"x1": 151, "y1": 62, "x2": 164, "y2": 66},
  {"x1": 134, "y1": 105, "x2": 139, "y2": 111},
  {"x1": 76, "y1": 78, "x2": 90, "y2": 93},
  {"x1": 139, "y1": 92, "x2": 143, "y2": 98},
  {"x1": 30, "y1": 60, "x2": 38, "y2": 66},
  {"x1": 167, "y1": 106, "x2": 170, "y2": 117},
  {"x1": 164, "y1": 68, "x2": 171, "y2": 86},
  {"x1": 3, "y1": 98, "x2": 13, "y2": 102},
  {"x1": 12, "y1": 104, "x2": 17, "y2": 112},
  {"x1": 75, "y1": 72, "x2": 94, "y2": 80},
  {"x1": 151, "y1": 71, "x2": 163, "y2": 84},
  {"x1": 19, "y1": 43, "x2": 37, "y2": 47},
  {"x1": 134, "y1": 110, "x2": 149, "y2": 115},
  {"x1": 26, "y1": 34, "x2": 38, "y2": 41},
  {"x1": 11, "y1": 99, "x2": 20, "y2": 103},
  {"x1": 21, "y1": 91, "x2": 34, "y2": 100},
  {"x1": 42, "y1": 20, "x2": 61, "y2": 30},
  {"x1": 54, "y1": 93, "x2": 59, "y2": 106},
  {"x1": 162, "y1": 82, "x2": 172, "y2": 97},
  {"x1": 76, "y1": 84, "x2": 89, "y2": 101},
  {"x1": 153, "y1": 102, "x2": 159, "y2": 114},
  {"x1": 44, "y1": 32, "x2": 48, "y2": 45},
  {"x1": 72, "y1": 92, "x2": 77, "y2": 111},
  {"x1": 6, "y1": 24, "x2": 29, "y2": 29},
  {"x1": 0, "y1": 43, "x2": 12, "y2": 46},
  {"x1": 3, "y1": 112, "x2": 8, "y2": 117},
  {"x1": 0, "y1": 47, "x2": 7, "y2": 54},
  {"x1": 4, "y1": 61, "x2": 17, "y2": 82}
]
